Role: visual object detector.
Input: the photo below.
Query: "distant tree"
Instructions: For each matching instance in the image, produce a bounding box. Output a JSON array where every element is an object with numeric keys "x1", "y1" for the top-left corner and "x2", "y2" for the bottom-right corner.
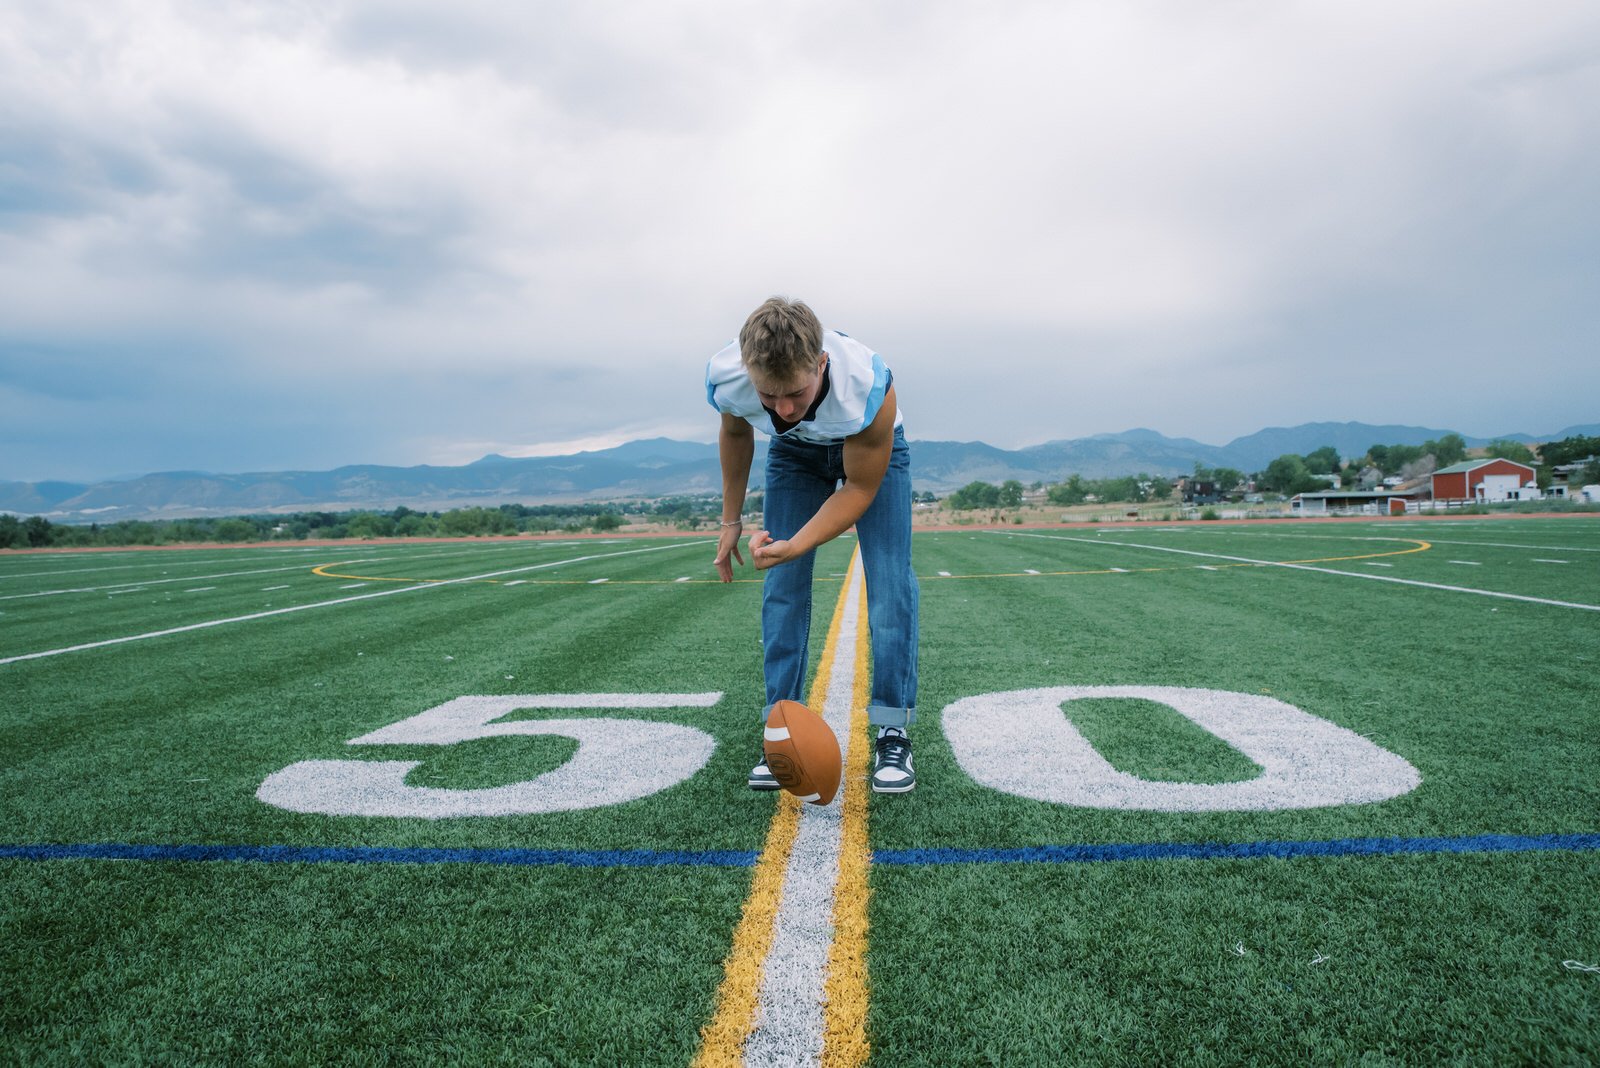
[
  {"x1": 213, "y1": 518, "x2": 257, "y2": 543},
  {"x1": 591, "y1": 512, "x2": 624, "y2": 533},
  {"x1": 1425, "y1": 433, "x2": 1468, "y2": 467},
  {"x1": 1304, "y1": 446, "x2": 1341, "y2": 475},
  {"x1": 395, "y1": 513, "x2": 433, "y2": 537},
  {"x1": 1486, "y1": 439, "x2": 1536, "y2": 464},
  {"x1": 1146, "y1": 477, "x2": 1173, "y2": 500},
  {"x1": 1390, "y1": 444, "x2": 1426, "y2": 474},
  {"x1": 1089, "y1": 475, "x2": 1142, "y2": 502},
  {"x1": 0, "y1": 514, "x2": 22, "y2": 548},
  {"x1": 1360, "y1": 443, "x2": 1424, "y2": 476},
  {"x1": 51, "y1": 524, "x2": 95, "y2": 548},
  {"x1": 1538, "y1": 435, "x2": 1600, "y2": 467},
  {"x1": 1260, "y1": 455, "x2": 1323, "y2": 495},
  {"x1": 439, "y1": 507, "x2": 514, "y2": 537},
  {"x1": 999, "y1": 480, "x2": 1025, "y2": 508},
  {"x1": 1210, "y1": 467, "x2": 1246, "y2": 493},
  {"x1": 948, "y1": 481, "x2": 1002, "y2": 510},
  {"x1": 1046, "y1": 475, "x2": 1088, "y2": 506},
  {"x1": 345, "y1": 513, "x2": 395, "y2": 539},
  {"x1": 23, "y1": 515, "x2": 52, "y2": 547}
]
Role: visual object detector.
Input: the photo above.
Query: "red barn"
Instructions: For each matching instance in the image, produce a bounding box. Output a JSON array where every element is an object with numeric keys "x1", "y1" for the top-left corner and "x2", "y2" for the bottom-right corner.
[{"x1": 1431, "y1": 458, "x2": 1537, "y2": 501}]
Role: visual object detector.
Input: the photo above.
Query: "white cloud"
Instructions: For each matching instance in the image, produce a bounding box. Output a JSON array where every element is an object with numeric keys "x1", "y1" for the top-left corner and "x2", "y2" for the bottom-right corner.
[{"x1": 2, "y1": 0, "x2": 1597, "y2": 480}]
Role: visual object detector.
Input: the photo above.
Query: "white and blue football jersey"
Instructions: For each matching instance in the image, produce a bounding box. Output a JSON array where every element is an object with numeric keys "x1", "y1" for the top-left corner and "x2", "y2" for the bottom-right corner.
[{"x1": 704, "y1": 330, "x2": 904, "y2": 444}]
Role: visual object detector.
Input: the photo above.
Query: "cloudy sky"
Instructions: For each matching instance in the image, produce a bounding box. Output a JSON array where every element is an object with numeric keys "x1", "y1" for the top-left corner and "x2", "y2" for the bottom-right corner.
[{"x1": 3, "y1": 1, "x2": 1597, "y2": 483}]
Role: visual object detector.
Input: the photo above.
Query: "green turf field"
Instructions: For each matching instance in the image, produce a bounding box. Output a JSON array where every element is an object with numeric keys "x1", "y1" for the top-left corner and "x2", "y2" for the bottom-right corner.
[{"x1": 4, "y1": 518, "x2": 1598, "y2": 1065}]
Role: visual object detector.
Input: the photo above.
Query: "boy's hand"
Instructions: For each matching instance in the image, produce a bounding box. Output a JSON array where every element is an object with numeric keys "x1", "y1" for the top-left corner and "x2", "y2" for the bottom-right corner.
[
  {"x1": 714, "y1": 522, "x2": 745, "y2": 582},
  {"x1": 749, "y1": 529, "x2": 797, "y2": 570}
]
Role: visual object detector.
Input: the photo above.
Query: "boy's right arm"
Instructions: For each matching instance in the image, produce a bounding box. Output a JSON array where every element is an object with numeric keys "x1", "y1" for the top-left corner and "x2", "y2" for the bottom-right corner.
[{"x1": 716, "y1": 412, "x2": 754, "y2": 582}]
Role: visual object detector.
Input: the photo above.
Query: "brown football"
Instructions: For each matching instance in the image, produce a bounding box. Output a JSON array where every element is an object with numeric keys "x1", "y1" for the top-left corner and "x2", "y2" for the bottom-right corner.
[{"x1": 763, "y1": 700, "x2": 842, "y2": 806}]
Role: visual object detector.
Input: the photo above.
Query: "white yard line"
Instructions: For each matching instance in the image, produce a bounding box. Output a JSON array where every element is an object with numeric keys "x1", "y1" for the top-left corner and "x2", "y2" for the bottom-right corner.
[
  {"x1": 0, "y1": 563, "x2": 320, "y2": 602},
  {"x1": 1448, "y1": 560, "x2": 1482, "y2": 566},
  {"x1": 0, "y1": 543, "x2": 541, "y2": 586},
  {"x1": 0, "y1": 541, "x2": 705, "y2": 666},
  {"x1": 0, "y1": 556, "x2": 289, "y2": 579},
  {"x1": 1533, "y1": 559, "x2": 1569, "y2": 564},
  {"x1": 995, "y1": 531, "x2": 1600, "y2": 613},
  {"x1": 743, "y1": 556, "x2": 864, "y2": 1067}
]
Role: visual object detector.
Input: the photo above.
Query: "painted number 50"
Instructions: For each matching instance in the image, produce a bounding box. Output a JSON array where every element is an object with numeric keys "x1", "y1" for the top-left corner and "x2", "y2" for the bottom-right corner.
[{"x1": 258, "y1": 686, "x2": 1421, "y2": 818}]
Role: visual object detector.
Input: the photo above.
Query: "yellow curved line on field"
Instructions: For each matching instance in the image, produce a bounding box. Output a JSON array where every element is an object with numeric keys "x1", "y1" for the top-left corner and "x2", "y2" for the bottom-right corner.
[
  {"x1": 1281, "y1": 538, "x2": 1431, "y2": 565},
  {"x1": 922, "y1": 538, "x2": 1432, "y2": 580},
  {"x1": 311, "y1": 563, "x2": 472, "y2": 584}
]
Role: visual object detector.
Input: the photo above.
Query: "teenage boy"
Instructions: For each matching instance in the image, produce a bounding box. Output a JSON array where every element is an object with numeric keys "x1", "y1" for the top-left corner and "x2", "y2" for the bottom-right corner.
[{"x1": 706, "y1": 296, "x2": 919, "y2": 793}]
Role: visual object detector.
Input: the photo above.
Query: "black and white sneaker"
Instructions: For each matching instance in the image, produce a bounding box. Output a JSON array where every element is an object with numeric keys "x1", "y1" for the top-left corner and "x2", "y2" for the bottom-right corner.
[
  {"x1": 871, "y1": 728, "x2": 916, "y2": 793},
  {"x1": 749, "y1": 751, "x2": 780, "y2": 791}
]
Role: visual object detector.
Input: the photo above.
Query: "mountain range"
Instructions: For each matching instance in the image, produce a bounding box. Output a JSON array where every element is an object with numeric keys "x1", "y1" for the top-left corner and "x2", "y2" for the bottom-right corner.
[{"x1": 5, "y1": 421, "x2": 1595, "y2": 521}]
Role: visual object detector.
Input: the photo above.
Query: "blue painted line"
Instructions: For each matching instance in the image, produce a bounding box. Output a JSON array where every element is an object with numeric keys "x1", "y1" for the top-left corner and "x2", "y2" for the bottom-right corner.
[
  {"x1": 5, "y1": 833, "x2": 1595, "y2": 872},
  {"x1": 874, "y1": 832, "x2": 1600, "y2": 867},
  {"x1": 0, "y1": 842, "x2": 758, "y2": 869}
]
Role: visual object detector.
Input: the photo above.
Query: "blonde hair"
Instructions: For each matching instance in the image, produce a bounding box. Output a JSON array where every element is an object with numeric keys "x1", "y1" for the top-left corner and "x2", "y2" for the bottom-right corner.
[{"x1": 739, "y1": 296, "x2": 823, "y2": 386}]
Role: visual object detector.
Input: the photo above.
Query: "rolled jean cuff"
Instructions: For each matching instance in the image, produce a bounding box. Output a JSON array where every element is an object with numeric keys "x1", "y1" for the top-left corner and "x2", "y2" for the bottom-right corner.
[{"x1": 867, "y1": 703, "x2": 915, "y2": 728}]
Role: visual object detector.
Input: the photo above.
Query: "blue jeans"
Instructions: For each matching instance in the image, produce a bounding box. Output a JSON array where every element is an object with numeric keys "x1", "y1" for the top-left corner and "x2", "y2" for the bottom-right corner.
[{"x1": 760, "y1": 427, "x2": 919, "y2": 728}]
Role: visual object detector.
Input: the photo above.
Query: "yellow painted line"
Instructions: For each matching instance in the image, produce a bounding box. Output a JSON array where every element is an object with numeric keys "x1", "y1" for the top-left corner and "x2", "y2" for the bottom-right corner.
[
  {"x1": 1279, "y1": 539, "x2": 1432, "y2": 565},
  {"x1": 692, "y1": 798, "x2": 804, "y2": 1066},
  {"x1": 312, "y1": 563, "x2": 469, "y2": 584},
  {"x1": 822, "y1": 575, "x2": 874, "y2": 1068},
  {"x1": 694, "y1": 553, "x2": 862, "y2": 1068}
]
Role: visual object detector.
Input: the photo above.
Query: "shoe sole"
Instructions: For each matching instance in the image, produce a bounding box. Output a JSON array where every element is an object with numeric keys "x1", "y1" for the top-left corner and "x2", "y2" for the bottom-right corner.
[
  {"x1": 871, "y1": 781, "x2": 916, "y2": 794},
  {"x1": 748, "y1": 780, "x2": 781, "y2": 791}
]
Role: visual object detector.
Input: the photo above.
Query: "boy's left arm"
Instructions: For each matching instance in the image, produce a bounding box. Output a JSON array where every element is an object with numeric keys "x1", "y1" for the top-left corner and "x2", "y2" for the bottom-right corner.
[{"x1": 750, "y1": 385, "x2": 896, "y2": 569}]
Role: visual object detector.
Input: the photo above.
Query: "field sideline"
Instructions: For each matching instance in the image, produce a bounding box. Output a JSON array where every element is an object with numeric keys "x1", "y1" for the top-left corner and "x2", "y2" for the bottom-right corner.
[{"x1": 4, "y1": 516, "x2": 1598, "y2": 1064}]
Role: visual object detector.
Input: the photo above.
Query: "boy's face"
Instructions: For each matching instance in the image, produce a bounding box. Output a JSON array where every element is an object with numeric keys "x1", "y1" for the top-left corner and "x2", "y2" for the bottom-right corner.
[{"x1": 750, "y1": 353, "x2": 828, "y2": 424}]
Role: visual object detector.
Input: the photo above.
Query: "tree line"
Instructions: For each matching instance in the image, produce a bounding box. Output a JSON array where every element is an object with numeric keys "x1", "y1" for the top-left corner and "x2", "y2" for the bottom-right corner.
[
  {"x1": 940, "y1": 433, "x2": 1600, "y2": 510},
  {"x1": 0, "y1": 494, "x2": 759, "y2": 550}
]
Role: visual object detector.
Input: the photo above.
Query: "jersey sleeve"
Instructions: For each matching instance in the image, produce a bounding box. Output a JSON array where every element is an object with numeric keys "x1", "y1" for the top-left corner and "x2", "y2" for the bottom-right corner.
[{"x1": 858, "y1": 354, "x2": 892, "y2": 431}]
